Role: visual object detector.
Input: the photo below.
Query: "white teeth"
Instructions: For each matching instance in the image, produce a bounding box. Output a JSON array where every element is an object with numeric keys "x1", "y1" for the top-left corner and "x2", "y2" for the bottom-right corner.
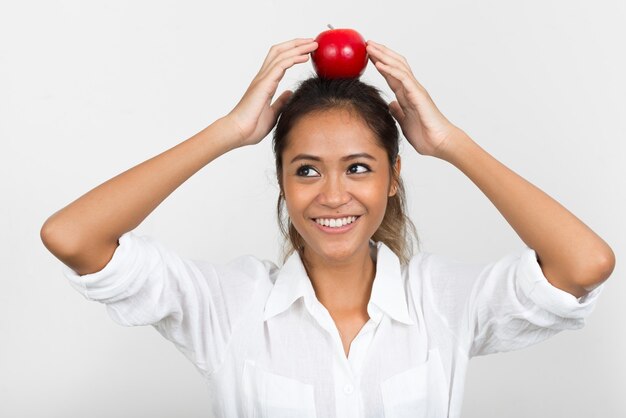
[{"x1": 315, "y1": 216, "x2": 358, "y2": 228}]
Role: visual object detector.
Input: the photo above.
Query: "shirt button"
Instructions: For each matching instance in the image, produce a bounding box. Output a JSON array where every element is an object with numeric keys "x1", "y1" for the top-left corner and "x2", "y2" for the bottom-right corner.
[{"x1": 344, "y1": 384, "x2": 354, "y2": 395}]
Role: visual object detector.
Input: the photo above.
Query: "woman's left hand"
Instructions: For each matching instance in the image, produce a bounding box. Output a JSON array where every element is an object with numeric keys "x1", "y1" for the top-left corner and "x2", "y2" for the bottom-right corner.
[{"x1": 366, "y1": 40, "x2": 463, "y2": 158}]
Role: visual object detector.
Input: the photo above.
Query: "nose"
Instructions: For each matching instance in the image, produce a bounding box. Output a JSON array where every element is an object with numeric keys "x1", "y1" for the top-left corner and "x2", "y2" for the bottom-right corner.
[{"x1": 317, "y1": 174, "x2": 351, "y2": 208}]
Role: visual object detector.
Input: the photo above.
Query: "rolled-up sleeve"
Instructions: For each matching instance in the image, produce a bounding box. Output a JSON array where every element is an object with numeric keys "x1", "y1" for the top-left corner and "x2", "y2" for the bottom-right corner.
[
  {"x1": 467, "y1": 247, "x2": 605, "y2": 357},
  {"x1": 423, "y1": 247, "x2": 606, "y2": 359},
  {"x1": 515, "y1": 248, "x2": 604, "y2": 319},
  {"x1": 61, "y1": 230, "x2": 266, "y2": 377},
  {"x1": 63, "y1": 231, "x2": 160, "y2": 307}
]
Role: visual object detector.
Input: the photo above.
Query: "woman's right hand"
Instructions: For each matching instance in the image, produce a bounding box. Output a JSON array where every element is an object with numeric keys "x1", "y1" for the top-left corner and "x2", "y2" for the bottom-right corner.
[{"x1": 224, "y1": 38, "x2": 318, "y2": 147}]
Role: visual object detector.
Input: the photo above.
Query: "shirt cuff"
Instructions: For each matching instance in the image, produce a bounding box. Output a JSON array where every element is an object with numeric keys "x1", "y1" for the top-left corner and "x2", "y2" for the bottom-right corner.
[
  {"x1": 61, "y1": 231, "x2": 143, "y2": 302},
  {"x1": 516, "y1": 247, "x2": 606, "y2": 319}
]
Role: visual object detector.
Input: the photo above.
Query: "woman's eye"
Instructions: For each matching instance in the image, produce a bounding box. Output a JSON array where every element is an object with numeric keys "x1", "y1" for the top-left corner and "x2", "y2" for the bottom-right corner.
[
  {"x1": 296, "y1": 163, "x2": 371, "y2": 177},
  {"x1": 349, "y1": 163, "x2": 371, "y2": 174},
  {"x1": 296, "y1": 165, "x2": 320, "y2": 177}
]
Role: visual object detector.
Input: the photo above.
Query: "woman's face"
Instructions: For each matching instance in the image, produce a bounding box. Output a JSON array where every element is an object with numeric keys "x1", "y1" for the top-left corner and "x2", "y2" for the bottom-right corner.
[{"x1": 281, "y1": 108, "x2": 400, "y2": 265}]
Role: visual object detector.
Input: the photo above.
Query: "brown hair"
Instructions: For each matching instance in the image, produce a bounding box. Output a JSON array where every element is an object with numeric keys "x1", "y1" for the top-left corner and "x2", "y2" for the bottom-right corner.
[{"x1": 272, "y1": 76, "x2": 419, "y2": 266}]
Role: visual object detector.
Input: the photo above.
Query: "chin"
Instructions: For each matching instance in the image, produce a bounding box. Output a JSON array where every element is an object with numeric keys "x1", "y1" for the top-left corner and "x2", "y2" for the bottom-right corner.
[{"x1": 306, "y1": 239, "x2": 365, "y2": 262}]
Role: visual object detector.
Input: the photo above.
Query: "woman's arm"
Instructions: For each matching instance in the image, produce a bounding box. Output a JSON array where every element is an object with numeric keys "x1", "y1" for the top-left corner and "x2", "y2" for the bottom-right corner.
[
  {"x1": 40, "y1": 117, "x2": 243, "y2": 275},
  {"x1": 41, "y1": 37, "x2": 319, "y2": 276},
  {"x1": 365, "y1": 39, "x2": 615, "y2": 298},
  {"x1": 438, "y1": 132, "x2": 615, "y2": 298}
]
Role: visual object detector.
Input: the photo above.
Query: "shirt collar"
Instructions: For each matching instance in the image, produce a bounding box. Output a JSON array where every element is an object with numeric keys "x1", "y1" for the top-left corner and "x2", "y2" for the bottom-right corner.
[
  {"x1": 368, "y1": 240, "x2": 415, "y2": 325},
  {"x1": 263, "y1": 240, "x2": 415, "y2": 325},
  {"x1": 262, "y1": 247, "x2": 315, "y2": 322}
]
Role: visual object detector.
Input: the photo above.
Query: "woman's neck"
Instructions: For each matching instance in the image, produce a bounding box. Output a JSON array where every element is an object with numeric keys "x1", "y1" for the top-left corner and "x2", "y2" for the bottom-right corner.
[{"x1": 302, "y1": 243, "x2": 377, "y2": 313}]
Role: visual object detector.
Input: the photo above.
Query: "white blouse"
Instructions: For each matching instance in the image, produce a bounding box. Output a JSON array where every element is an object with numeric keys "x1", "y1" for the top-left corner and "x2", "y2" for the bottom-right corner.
[{"x1": 62, "y1": 231, "x2": 604, "y2": 417}]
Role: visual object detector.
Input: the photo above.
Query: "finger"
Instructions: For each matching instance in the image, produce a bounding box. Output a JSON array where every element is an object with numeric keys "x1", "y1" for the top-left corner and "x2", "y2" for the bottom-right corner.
[
  {"x1": 371, "y1": 58, "x2": 405, "y2": 91},
  {"x1": 388, "y1": 100, "x2": 406, "y2": 123},
  {"x1": 272, "y1": 40, "x2": 317, "y2": 67},
  {"x1": 367, "y1": 44, "x2": 413, "y2": 78},
  {"x1": 251, "y1": 53, "x2": 310, "y2": 101},
  {"x1": 368, "y1": 43, "x2": 427, "y2": 93},
  {"x1": 258, "y1": 42, "x2": 317, "y2": 78},
  {"x1": 374, "y1": 61, "x2": 415, "y2": 94},
  {"x1": 270, "y1": 89, "x2": 293, "y2": 116},
  {"x1": 368, "y1": 51, "x2": 416, "y2": 96},
  {"x1": 265, "y1": 53, "x2": 311, "y2": 84},
  {"x1": 264, "y1": 38, "x2": 315, "y2": 63},
  {"x1": 367, "y1": 48, "x2": 382, "y2": 65},
  {"x1": 367, "y1": 40, "x2": 410, "y2": 66},
  {"x1": 260, "y1": 38, "x2": 317, "y2": 73},
  {"x1": 367, "y1": 41, "x2": 419, "y2": 83},
  {"x1": 374, "y1": 61, "x2": 414, "y2": 109},
  {"x1": 377, "y1": 61, "x2": 439, "y2": 120}
]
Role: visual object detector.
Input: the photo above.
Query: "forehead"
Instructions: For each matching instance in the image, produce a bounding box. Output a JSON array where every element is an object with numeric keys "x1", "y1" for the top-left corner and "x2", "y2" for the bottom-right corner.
[{"x1": 283, "y1": 109, "x2": 383, "y2": 159}]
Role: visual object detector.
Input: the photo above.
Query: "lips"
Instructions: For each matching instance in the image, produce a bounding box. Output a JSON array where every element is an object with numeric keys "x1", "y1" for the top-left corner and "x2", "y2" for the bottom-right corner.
[
  {"x1": 310, "y1": 215, "x2": 361, "y2": 234},
  {"x1": 310, "y1": 215, "x2": 361, "y2": 220}
]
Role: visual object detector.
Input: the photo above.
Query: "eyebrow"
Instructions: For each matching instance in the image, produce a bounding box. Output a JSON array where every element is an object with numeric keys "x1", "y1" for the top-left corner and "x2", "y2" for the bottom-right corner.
[{"x1": 289, "y1": 152, "x2": 377, "y2": 164}]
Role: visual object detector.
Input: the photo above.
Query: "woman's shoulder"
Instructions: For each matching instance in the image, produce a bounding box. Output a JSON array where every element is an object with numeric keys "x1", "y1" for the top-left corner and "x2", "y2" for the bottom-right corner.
[
  {"x1": 193, "y1": 252, "x2": 282, "y2": 286},
  {"x1": 406, "y1": 249, "x2": 458, "y2": 271},
  {"x1": 407, "y1": 248, "x2": 485, "y2": 268},
  {"x1": 122, "y1": 230, "x2": 281, "y2": 278},
  {"x1": 404, "y1": 249, "x2": 486, "y2": 286}
]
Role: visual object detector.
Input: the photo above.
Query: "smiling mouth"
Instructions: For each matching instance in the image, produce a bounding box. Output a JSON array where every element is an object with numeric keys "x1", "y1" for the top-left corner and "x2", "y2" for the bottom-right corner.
[{"x1": 310, "y1": 215, "x2": 361, "y2": 229}]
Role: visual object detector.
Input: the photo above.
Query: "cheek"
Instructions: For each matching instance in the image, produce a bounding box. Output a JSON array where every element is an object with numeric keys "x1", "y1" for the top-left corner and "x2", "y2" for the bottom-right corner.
[
  {"x1": 368, "y1": 184, "x2": 394, "y2": 220},
  {"x1": 284, "y1": 182, "x2": 306, "y2": 201},
  {"x1": 360, "y1": 179, "x2": 390, "y2": 203},
  {"x1": 283, "y1": 184, "x2": 313, "y2": 218}
]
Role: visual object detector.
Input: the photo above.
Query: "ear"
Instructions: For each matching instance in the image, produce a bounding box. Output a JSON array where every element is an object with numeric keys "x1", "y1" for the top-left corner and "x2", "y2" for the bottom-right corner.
[
  {"x1": 278, "y1": 177, "x2": 285, "y2": 198},
  {"x1": 389, "y1": 155, "x2": 401, "y2": 197}
]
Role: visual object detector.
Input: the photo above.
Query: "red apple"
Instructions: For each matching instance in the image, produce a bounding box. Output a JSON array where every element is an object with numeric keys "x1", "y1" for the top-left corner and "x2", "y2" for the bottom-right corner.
[{"x1": 311, "y1": 25, "x2": 368, "y2": 79}]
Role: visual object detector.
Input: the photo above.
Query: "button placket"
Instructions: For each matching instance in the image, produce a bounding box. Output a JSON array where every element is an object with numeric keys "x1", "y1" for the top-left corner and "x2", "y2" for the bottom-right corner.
[
  {"x1": 333, "y1": 355, "x2": 361, "y2": 416},
  {"x1": 343, "y1": 383, "x2": 354, "y2": 395}
]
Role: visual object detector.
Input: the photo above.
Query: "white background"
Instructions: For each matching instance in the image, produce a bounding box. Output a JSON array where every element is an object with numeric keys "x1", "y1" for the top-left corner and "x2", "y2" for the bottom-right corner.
[{"x1": 1, "y1": 1, "x2": 624, "y2": 417}]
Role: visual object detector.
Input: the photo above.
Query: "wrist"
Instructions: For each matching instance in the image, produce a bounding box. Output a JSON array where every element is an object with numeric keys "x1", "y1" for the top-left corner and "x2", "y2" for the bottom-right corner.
[
  {"x1": 435, "y1": 128, "x2": 474, "y2": 164},
  {"x1": 212, "y1": 116, "x2": 247, "y2": 149}
]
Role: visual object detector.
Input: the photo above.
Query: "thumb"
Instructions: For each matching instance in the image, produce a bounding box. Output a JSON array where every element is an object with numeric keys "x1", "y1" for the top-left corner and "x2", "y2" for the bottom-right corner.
[
  {"x1": 270, "y1": 90, "x2": 293, "y2": 116},
  {"x1": 388, "y1": 100, "x2": 405, "y2": 123}
]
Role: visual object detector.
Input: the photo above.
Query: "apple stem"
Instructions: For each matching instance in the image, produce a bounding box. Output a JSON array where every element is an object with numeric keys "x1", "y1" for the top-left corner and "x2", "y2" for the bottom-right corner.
[{"x1": 327, "y1": 24, "x2": 335, "y2": 30}]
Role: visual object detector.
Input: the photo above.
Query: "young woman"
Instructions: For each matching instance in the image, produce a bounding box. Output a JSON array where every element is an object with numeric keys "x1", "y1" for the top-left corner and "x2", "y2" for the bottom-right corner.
[{"x1": 41, "y1": 38, "x2": 614, "y2": 417}]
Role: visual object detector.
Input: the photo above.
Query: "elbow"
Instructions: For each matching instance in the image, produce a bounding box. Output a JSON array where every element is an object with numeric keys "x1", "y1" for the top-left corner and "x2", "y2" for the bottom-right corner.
[
  {"x1": 537, "y1": 244, "x2": 615, "y2": 298},
  {"x1": 41, "y1": 220, "x2": 63, "y2": 257},
  {"x1": 41, "y1": 219, "x2": 59, "y2": 252},
  {"x1": 41, "y1": 220, "x2": 114, "y2": 275},
  {"x1": 40, "y1": 218, "x2": 79, "y2": 259},
  {"x1": 576, "y1": 247, "x2": 616, "y2": 292}
]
